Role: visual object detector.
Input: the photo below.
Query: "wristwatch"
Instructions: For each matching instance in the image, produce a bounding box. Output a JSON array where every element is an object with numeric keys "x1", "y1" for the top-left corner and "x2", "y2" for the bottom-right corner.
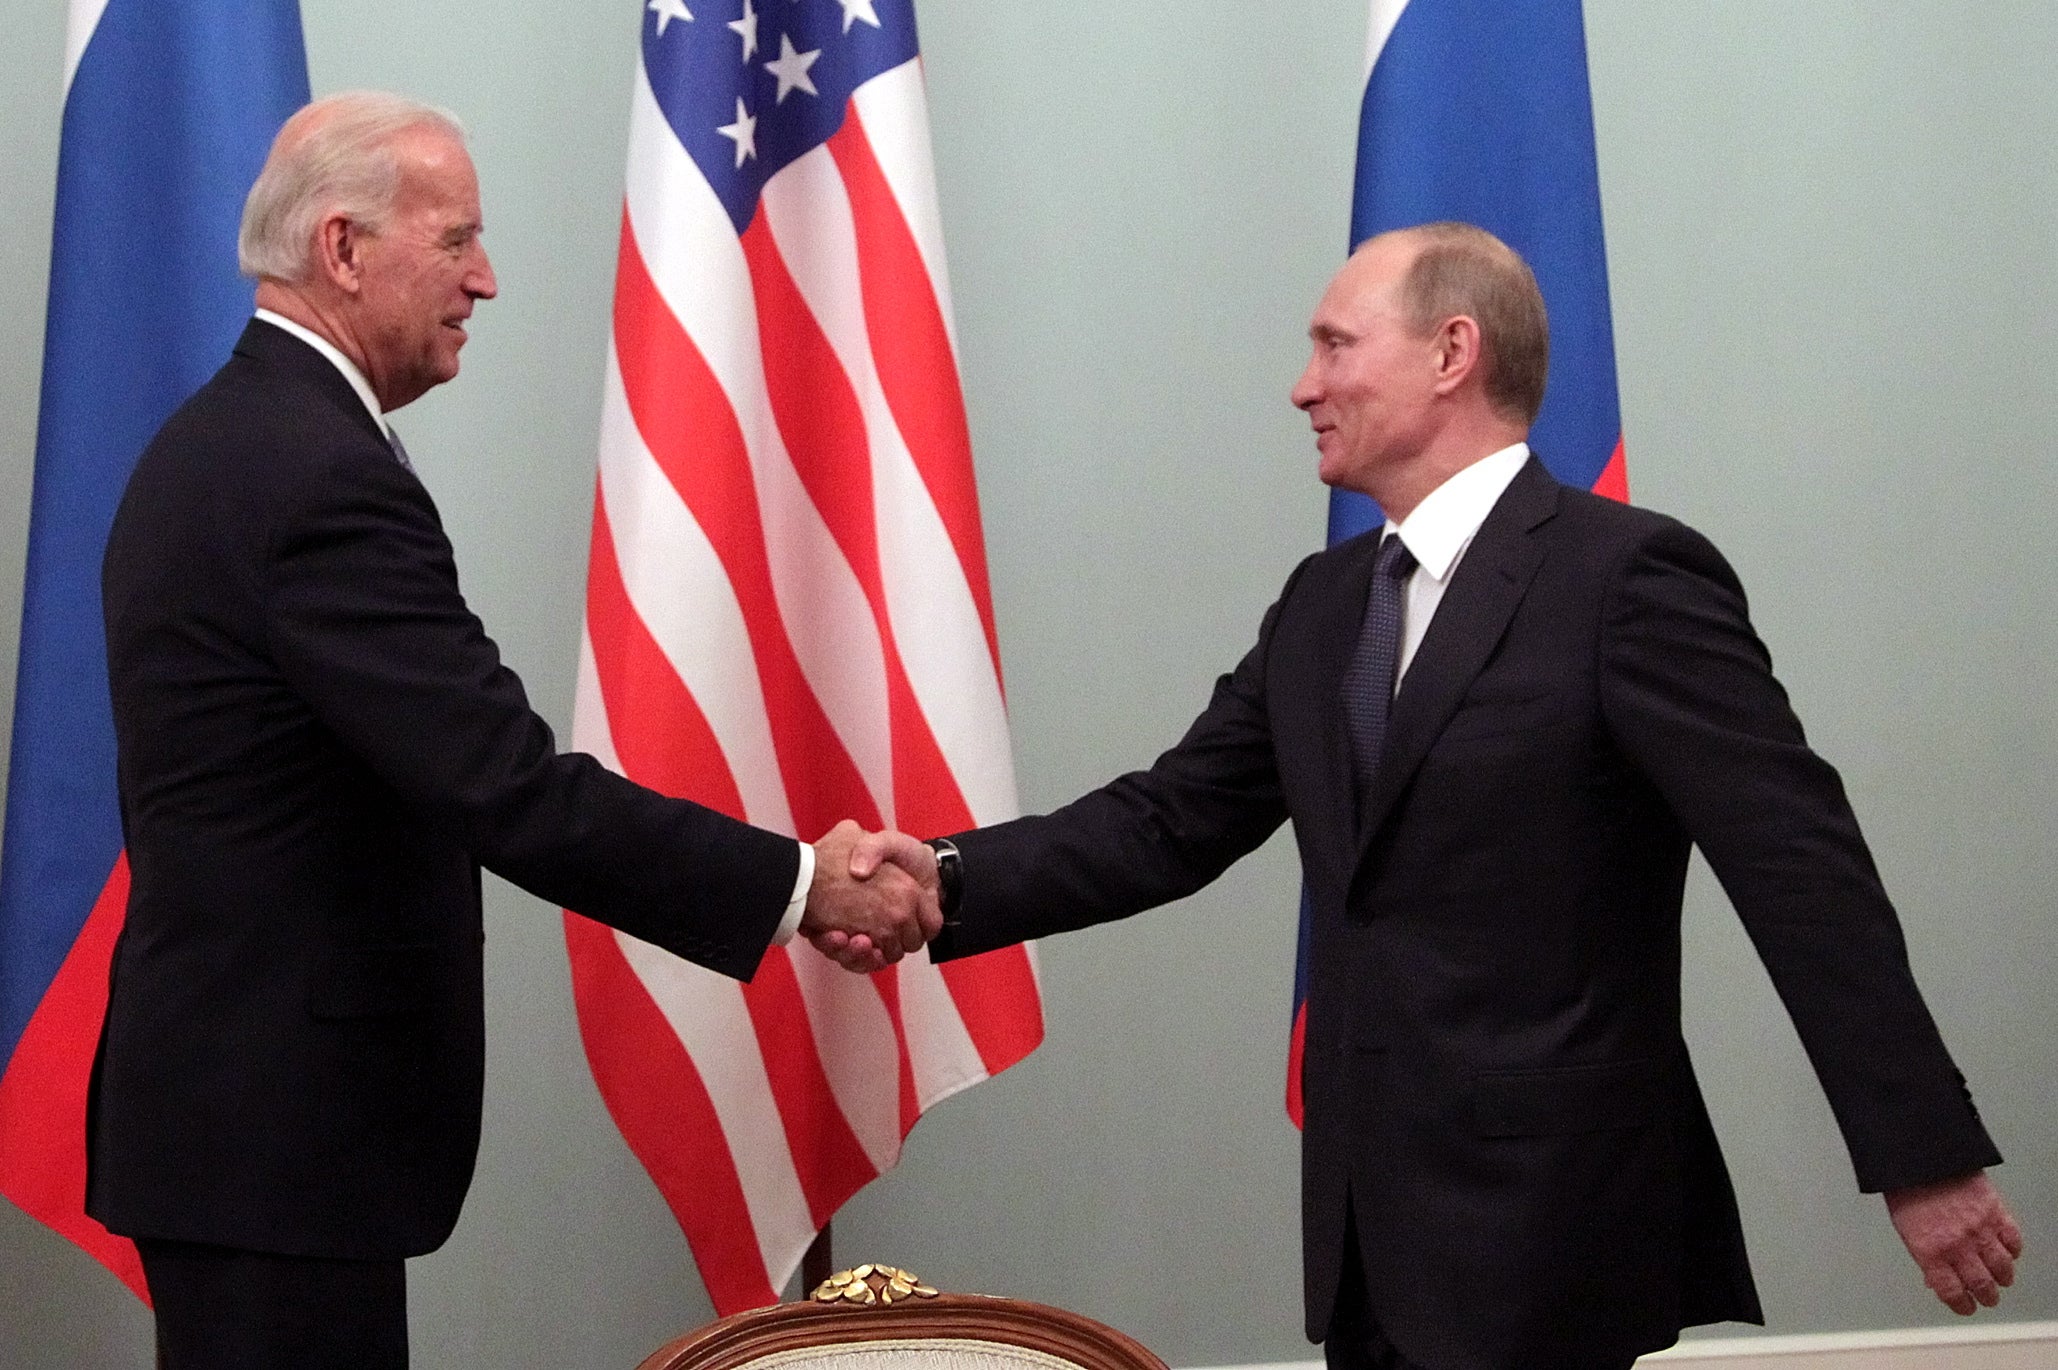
[{"x1": 924, "y1": 837, "x2": 963, "y2": 923}]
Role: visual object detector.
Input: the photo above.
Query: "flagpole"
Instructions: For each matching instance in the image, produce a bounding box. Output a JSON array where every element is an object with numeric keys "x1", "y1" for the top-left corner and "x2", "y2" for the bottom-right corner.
[{"x1": 801, "y1": 1222, "x2": 832, "y2": 1294}]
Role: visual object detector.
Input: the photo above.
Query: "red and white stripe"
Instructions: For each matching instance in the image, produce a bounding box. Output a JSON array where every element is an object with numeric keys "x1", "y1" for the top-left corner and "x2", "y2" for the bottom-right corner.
[{"x1": 564, "y1": 54, "x2": 1044, "y2": 1315}]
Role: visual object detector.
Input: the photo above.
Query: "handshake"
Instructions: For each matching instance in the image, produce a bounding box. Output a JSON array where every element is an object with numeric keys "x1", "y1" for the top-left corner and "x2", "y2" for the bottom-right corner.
[{"x1": 796, "y1": 820, "x2": 949, "y2": 973}]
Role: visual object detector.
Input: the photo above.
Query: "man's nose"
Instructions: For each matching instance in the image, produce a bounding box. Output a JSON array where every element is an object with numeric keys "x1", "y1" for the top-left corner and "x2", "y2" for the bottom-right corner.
[
  {"x1": 1290, "y1": 361, "x2": 1320, "y2": 411},
  {"x1": 468, "y1": 248, "x2": 498, "y2": 300}
]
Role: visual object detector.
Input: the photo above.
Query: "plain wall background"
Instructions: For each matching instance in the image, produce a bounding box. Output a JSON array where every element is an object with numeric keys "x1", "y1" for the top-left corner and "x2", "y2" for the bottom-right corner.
[{"x1": 2, "y1": 1, "x2": 2052, "y2": 1365}]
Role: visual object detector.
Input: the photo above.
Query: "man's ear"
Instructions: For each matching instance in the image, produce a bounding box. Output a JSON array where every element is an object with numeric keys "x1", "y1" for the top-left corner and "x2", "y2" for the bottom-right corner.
[
  {"x1": 1431, "y1": 314, "x2": 1484, "y2": 397},
  {"x1": 314, "y1": 214, "x2": 366, "y2": 295}
]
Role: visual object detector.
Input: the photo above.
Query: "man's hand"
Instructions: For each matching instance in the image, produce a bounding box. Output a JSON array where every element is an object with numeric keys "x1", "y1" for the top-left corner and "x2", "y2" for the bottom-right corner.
[
  {"x1": 800, "y1": 821, "x2": 941, "y2": 973},
  {"x1": 847, "y1": 828, "x2": 939, "y2": 887},
  {"x1": 1885, "y1": 1171, "x2": 2024, "y2": 1315}
]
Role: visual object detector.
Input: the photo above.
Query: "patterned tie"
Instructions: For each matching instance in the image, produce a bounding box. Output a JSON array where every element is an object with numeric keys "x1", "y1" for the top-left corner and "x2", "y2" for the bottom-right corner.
[
  {"x1": 1342, "y1": 533, "x2": 1418, "y2": 791},
  {"x1": 386, "y1": 425, "x2": 414, "y2": 472}
]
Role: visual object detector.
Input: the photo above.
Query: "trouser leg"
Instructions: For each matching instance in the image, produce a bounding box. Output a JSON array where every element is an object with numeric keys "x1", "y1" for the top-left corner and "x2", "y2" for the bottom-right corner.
[{"x1": 138, "y1": 1237, "x2": 408, "y2": 1370}]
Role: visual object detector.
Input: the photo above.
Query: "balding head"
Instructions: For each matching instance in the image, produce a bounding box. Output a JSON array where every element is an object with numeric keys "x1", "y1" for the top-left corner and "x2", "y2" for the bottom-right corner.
[
  {"x1": 239, "y1": 91, "x2": 466, "y2": 284},
  {"x1": 1385, "y1": 222, "x2": 1550, "y2": 426}
]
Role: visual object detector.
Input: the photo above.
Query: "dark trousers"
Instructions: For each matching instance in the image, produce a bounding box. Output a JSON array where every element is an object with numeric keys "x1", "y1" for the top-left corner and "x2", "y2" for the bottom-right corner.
[
  {"x1": 138, "y1": 1238, "x2": 408, "y2": 1370},
  {"x1": 1323, "y1": 1206, "x2": 1639, "y2": 1370}
]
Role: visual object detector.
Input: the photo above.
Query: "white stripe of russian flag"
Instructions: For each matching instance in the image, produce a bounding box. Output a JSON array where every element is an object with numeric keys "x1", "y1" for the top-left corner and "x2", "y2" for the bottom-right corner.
[
  {"x1": 63, "y1": 0, "x2": 112, "y2": 95},
  {"x1": 1365, "y1": 0, "x2": 1413, "y2": 79}
]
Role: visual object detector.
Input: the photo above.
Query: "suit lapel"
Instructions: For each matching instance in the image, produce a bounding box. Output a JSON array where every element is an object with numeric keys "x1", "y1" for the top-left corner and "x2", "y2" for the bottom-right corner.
[{"x1": 1354, "y1": 458, "x2": 1561, "y2": 850}]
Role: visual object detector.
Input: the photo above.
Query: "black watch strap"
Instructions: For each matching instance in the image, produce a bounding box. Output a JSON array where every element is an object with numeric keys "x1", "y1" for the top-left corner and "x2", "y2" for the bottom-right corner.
[{"x1": 925, "y1": 837, "x2": 963, "y2": 923}]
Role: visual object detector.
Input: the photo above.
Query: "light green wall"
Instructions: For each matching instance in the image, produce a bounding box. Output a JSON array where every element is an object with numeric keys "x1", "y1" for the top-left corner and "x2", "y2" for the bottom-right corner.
[{"x1": 2, "y1": 2, "x2": 2052, "y2": 1366}]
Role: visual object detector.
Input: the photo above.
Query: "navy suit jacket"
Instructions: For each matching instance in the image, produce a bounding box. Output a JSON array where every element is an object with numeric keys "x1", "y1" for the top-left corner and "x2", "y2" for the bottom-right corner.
[
  {"x1": 90, "y1": 319, "x2": 797, "y2": 1259},
  {"x1": 932, "y1": 457, "x2": 1999, "y2": 1369}
]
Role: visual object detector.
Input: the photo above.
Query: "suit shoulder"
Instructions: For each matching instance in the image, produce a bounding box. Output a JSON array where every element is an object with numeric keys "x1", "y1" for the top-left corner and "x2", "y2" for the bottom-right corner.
[
  {"x1": 1541, "y1": 485, "x2": 1755, "y2": 623},
  {"x1": 111, "y1": 354, "x2": 432, "y2": 592},
  {"x1": 135, "y1": 352, "x2": 408, "y2": 509},
  {"x1": 1548, "y1": 483, "x2": 1732, "y2": 566},
  {"x1": 1552, "y1": 481, "x2": 1678, "y2": 536}
]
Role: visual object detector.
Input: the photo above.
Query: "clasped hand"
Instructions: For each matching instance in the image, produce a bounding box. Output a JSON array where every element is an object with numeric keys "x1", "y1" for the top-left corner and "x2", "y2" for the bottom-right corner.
[{"x1": 797, "y1": 820, "x2": 943, "y2": 972}]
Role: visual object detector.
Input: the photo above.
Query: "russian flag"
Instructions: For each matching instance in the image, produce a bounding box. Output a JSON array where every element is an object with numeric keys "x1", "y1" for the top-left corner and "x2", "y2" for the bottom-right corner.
[
  {"x1": 0, "y1": 0, "x2": 307, "y2": 1295},
  {"x1": 1287, "y1": 0, "x2": 1627, "y2": 1125}
]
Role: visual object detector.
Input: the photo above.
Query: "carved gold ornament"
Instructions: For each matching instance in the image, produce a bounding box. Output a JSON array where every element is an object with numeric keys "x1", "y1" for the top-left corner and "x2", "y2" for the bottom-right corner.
[{"x1": 811, "y1": 1263, "x2": 941, "y2": 1306}]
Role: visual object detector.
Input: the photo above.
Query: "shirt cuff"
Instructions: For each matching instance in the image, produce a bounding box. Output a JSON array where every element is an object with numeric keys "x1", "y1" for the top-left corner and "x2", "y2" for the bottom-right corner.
[{"x1": 773, "y1": 839, "x2": 813, "y2": 946}]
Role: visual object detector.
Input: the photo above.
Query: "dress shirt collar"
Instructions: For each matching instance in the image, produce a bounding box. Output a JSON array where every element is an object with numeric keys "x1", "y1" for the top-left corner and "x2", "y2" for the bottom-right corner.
[
  {"x1": 1385, "y1": 442, "x2": 1530, "y2": 582},
  {"x1": 253, "y1": 308, "x2": 389, "y2": 437}
]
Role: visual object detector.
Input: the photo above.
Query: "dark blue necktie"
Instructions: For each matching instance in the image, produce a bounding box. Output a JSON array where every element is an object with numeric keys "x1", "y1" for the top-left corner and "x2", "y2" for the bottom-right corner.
[
  {"x1": 1343, "y1": 533, "x2": 1417, "y2": 790},
  {"x1": 387, "y1": 425, "x2": 414, "y2": 472}
]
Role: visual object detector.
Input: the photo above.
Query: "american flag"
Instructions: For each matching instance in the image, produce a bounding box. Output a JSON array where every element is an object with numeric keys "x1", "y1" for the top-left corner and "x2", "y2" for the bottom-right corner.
[{"x1": 562, "y1": 0, "x2": 1044, "y2": 1314}]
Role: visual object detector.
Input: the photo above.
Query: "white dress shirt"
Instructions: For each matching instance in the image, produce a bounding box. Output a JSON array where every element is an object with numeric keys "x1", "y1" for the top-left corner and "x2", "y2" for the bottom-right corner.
[
  {"x1": 1384, "y1": 442, "x2": 1531, "y2": 687},
  {"x1": 249, "y1": 311, "x2": 813, "y2": 941}
]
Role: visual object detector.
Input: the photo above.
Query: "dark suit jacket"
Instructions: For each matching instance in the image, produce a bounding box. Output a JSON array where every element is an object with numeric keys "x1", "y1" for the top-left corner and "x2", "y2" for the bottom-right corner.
[
  {"x1": 931, "y1": 458, "x2": 1999, "y2": 1369},
  {"x1": 89, "y1": 319, "x2": 797, "y2": 1260}
]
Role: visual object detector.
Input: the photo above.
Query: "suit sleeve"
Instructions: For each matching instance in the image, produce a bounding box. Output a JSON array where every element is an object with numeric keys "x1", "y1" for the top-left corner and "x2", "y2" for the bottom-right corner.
[
  {"x1": 933, "y1": 560, "x2": 1309, "y2": 960},
  {"x1": 1597, "y1": 520, "x2": 1999, "y2": 1190},
  {"x1": 259, "y1": 445, "x2": 794, "y2": 980}
]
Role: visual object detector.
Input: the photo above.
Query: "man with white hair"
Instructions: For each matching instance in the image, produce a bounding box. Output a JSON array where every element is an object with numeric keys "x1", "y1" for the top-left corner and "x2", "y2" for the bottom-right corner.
[{"x1": 92, "y1": 91, "x2": 930, "y2": 1367}]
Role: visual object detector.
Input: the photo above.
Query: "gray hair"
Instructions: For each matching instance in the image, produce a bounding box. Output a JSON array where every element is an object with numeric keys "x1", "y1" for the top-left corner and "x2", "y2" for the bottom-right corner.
[{"x1": 238, "y1": 91, "x2": 466, "y2": 283}]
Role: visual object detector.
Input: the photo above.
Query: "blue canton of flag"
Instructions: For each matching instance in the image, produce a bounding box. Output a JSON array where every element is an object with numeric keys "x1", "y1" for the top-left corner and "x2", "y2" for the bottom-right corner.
[{"x1": 644, "y1": 0, "x2": 920, "y2": 231}]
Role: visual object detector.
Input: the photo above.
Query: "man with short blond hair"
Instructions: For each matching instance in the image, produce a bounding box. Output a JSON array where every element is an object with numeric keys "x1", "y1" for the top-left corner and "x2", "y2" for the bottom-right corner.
[{"x1": 888, "y1": 224, "x2": 2021, "y2": 1370}]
